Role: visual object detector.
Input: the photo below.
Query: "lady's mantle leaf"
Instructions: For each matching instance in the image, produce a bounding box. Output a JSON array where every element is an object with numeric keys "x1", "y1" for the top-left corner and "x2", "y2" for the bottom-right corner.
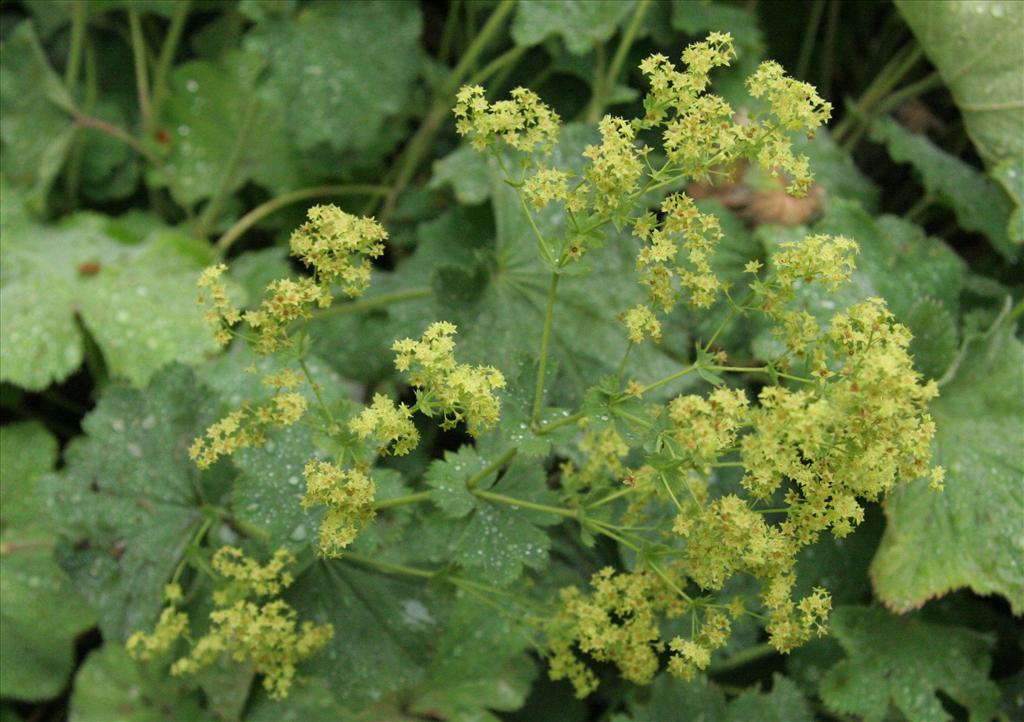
[
  {"x1": 69, "y1": 645, "x2": 205, "y2": 722},
  {"x1": 0, "y1": 423, "x2": 95, "y2": 701},
  {"x1": 512, "y1": 1, "x2": 637, "y2": 56},
  {"x1": 0, "y1": 214, "x2": 217, "y2": 390},
  {"x1": 427, "y1": 446, "x2": 561, "y2": 586},
  {"x1": 624, "y1": 671, "x2": 813, "y2": 721},
  {"x1": 870, "y1": 117, "x2": 1016, "y2": 259},
  {"x1": 992, "y1": 157, "x2": 1024, "y2": 243},
  {"x1": 871, "y1": 313, "x2": 1024, "y2": 613},
  {"x1": 820, "y1": 606, "x2": 1000, "y2": 722},
  {"x1": 245, "y1": 1, "x2": 422, "y2": 153},
  {"x1": 896, "y1": 0, "x2": 1024, "y2": 167},
  {"x1": 39, "y1": 365, "x2": 219, "y2": 641},
  {"x1": 0, "y1": 22, "x2": 76, "y2": 213}
]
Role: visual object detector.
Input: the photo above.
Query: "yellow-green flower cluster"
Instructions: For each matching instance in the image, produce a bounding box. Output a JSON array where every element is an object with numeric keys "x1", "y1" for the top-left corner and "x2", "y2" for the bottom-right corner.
[
  {"x1": 583, "y1": 116, "x2": 647, "y2": 216},
  {"x1": 546, "y1": 568, "x2": 684, "y2": 697},
  {"x1": 301, "y1": 460, "x2": 377, "y2": 557},
  {"x1": 196, "y1": 204, "x2": 385, "y2": 356},
  {"x1": 665, "y1": 387, "x2": 749, "y2": 467},
  {"x1": 188, "y1": 391, "x2": 308, "y2": 470},
  {"x1": 348, "y1": 393, "x2": 419, "y2": 456},
  {"x1": 197, "y1": 264, "x2": 240, "y2": 347},
  {"x1": 625, "y1": 193, "x2": 725, "y2": 342},
  {"x1": 637, "y1": 33, "x2": 735, "y2": 128},
  {"x1": 392, "y1": 322, "x2": 506, "y2": 436},
  {"x1": 188, "y1": 379, "x2": 309, "y2": 470},
  {"x1": 127, "y1": 548, "x2": 332, "y2": 700},
  {"x1": 667, "y1": 608, "x2": 732, "y2": 680},
  {"x1": 454, "y1": 85, "x2": 561, "y2": 153},
  {"x1": 752, "y1": 233, "x2": 859, "y2": 356},
  {"x1": 289, "y1": 204, "x2": 387, "y2": 298}
]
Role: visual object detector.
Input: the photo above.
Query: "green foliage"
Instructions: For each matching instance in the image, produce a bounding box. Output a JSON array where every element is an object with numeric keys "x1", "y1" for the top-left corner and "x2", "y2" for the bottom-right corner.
[
  {"x1": 820, "y1": 606, "x2": 1000, "y2": 722},
  {"x1": 0, "y1": 423, "x2": 95, "y2": 701},
  {"x1": 897, "y1": 0, "x2": 1024, "y2": 166},
  {"x1": 1, "y1": 2, "x2": 1021, "y2": 720},
  {"x1": 871, "y1": 116, "x2": 1017, "y2": 258},
  {"x1": 872, "y1": 310, "x2": 1024, "y2": 614}
]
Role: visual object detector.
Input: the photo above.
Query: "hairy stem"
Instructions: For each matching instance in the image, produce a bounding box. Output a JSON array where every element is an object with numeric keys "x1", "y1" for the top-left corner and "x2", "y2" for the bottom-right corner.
[
  {"x1": 466, "y1": 447, "x2": 519, "y2": 490},
  {"x1": 128, "y1": 9, "x2": 152, "y2": 133},
  {"x1": 314, "y1": 287, "x2": 433, "y2": 319},
  {"x1": 373, "y1": 491, "x2": 433, "y2": 511}
]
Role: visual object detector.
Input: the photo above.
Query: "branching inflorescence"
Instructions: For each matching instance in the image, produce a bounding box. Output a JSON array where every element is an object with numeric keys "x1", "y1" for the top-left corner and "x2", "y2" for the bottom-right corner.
[{"x1": 131, "y1": 32, "x2": 941, "y2": 700}]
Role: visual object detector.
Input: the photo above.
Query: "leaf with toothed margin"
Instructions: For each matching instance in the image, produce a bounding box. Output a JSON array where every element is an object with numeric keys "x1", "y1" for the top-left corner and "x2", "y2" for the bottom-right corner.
[
  {"x1": 904, "y1": 297, "x2": 959, "y2": 381},
  {"x1": 0, "y1": 213, "x2": 217, "y2": 390},
  {"x1": 819, "y1": 606, "x2": 1000, "y2": 722},
  {"x1": 871, "y1": 310, "x2": 1024, "y2": 614},
  {"x1": 511, "y1": 0, "x2": 637, "y2": 55},
  {"x1": 38, "y1": 365, "x2": 223, "y2": 641},
  {"x1": 1, "y1": 422, "x2": 96, "y2": 701}
]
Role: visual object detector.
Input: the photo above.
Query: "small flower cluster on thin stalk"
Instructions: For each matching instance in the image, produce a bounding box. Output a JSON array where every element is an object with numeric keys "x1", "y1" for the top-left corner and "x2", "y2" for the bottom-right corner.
[{"x1": 130, "y1": 33, "x2": 941, "y2": 701}]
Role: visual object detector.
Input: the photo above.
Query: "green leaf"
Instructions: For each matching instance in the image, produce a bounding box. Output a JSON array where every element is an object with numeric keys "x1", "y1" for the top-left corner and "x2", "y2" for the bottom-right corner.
[
  {"x1": 871, "y1": 311, "x2": 1024, "y2": 613},
  {"x1": 289, "y1": 559, "x2": 440, "y2": 710},
  {"x1": 896, "y1": 0, "x2": 1024, "y2": 167},
  {"x1": 992, "y1": 157, "x2": 1024, "y2": 243},
  {"x1": 626, "y1": 672, "x2": 813, "y2": 722},
  {"x1": 0, "y1": 21, "x2": 76, "y2": 213},
  {"x1": 0, "y1": 421, "x2": 57, "y2": 530},
  {"x1": 434, "y1": 126, "x2": 677, "y2": 406},
  {"x1": 426, "y1": 446, "x2": 492, "y2": 518},
  {"x1": 246, "y1": 1, "x2": 422, "y2": 153},
  {"x1": 904, "y1": 297, "x2": 958, "y2": 381},
  {"x1": 406, "y1": 596, "x2": 535, "y2": 721},
  {"x1": 870, "y1": 116, "x2": 1016, "y2": 259},
  {"x1": 40, "y1": 365, "x2": 218, "y2": 641},
  {"x1": 1, "y1": 422, "x2": 95, "y2": 702},
  {"x1": 468, "y1": 458, "x2": 562, "y2": 584},
  {"x1": 0, "y1": 213, "x2": 217, "y2": 390},
  {"x1": 430, "y1": 146, "x2": 493, "y2": 205},
  {"x1": 68, "y1": 645, "x2": 206, "y2": 722},
  {"x1": 148, "y1": 54, "x2": 298, "y2": 207},
  {"x1": 427, "y1": 446, "x2": 561, "y2": 586},
  {"x1": 512, "y1": 1, "x2": 636, "y2": 55},
  {"x1": 820, "y1": 606, "x2": 1000, "y2": 722}
]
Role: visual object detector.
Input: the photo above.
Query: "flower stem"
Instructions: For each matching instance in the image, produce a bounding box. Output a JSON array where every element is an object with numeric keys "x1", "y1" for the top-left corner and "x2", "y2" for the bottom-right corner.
[
  {"x1": 373, "y1": 491, "x2": 433, "y2": 511},
  {"x1": 531, "y1": 273, "x2": 561, "y2": 425},
  {"x1": 127, "y1": 9, "x2": 152, "y2": 133},
  {"x1": 473, "y1": 489, "x2": 577, "y2": 518},
  {"x1": 194, "y1": 98, "x2": 259, "y2": 238},
  {"x1": 216, "y1": 184, "x2": 391, "y2": 254},
  {"x1": 536, "y1": 411, "x2": 585, "y2": 436},
  {"x1": 313, "y1": 287, "x2": 433, "y2": 319},
  {"x1": 466, "y1": 447, "x2": 519, "y2": 490}
]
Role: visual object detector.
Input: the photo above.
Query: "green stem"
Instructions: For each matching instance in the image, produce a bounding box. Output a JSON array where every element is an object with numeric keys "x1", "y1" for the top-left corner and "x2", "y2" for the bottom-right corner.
[
  {"x1": 150, "y1": 0, "x2": 191, "y2": 126},
  {"x1": 636, "y1": 363, "x2": 697, "y2": 396},
  {"x1": 194, "y1": 99, "x2": 259, "y2": 238},
  {"x1": 589, "y1": 0, "x2": 650, "y2": 121},
  {"x1": 466, "y1": 447, "x2": 519, "y2": 490},
  {"x1": 379, "y1": 0, "x2": 515, "y2": 221},
  {"x1": 707, "y1": 642, "x2": 777, "y2": 674},
  {"x1": 127, "y1": 9, "x2": 152, "y2": 133},
  {"x1": 536, "y1": 411, "x2": 585, "y2": 435},
  {"x1": 373, "y1": 491, "x2": 433, "y2": 511},
  {"x1": 531, "y1": 273, "x2": 561, "y2": 425},
  {"x1": 473, "y1": 489, "x2": 577, "y2": 518},
  {"x1": 341, "y1": 550, "x2": 435, "y2": 579},
  {"x1": 470, "y1": 43, "x2": 528, "y2": 87},
  {"x1": 314, "y1": 287, "x2": 433, "y2": 319},
  {"x1": 585, "y1": 486, "x2": 638, "y2": 510},
  {"x1": 438, "y1": 0, "x2": 460, "y2": 63},
  {"x1": 834, "y1": 45, "x2": 923, "y2": 145},
  {"x1": 74, "y1": 112, "x2": 159, "y2": 164},
  {"x1": 216, "y1": 184, "x2": 391, "y2": 254},
  {"x1": 1007, "y1": 298, "x2": 1024, "y2": 324},
  {"x1": 298, "y1": 357, "x2": 336, "y2": 428},
  {"x1": 821, "y1": 0, "x2": 839, "y2": 98},
  {"x1": 871, "y1": 71, "x2": 943, "y2": 118},
  {"x1": 796, "y1": 1, "x2": 826, "y2": 81},
  {"x1": 64, "y1": 0, "x2": 87, "y2": 91}
]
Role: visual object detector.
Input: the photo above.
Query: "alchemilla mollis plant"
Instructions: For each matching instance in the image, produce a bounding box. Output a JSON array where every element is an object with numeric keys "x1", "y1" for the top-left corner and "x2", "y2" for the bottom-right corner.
[{"x1": 122, "y1": 32, "x2": 946, "y2": 701}]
